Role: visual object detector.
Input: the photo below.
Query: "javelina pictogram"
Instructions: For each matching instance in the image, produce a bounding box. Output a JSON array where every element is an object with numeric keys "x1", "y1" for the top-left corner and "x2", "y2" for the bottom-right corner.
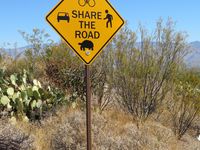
[{"x1": 78, "y1": 40, "x2": 94, "y2": 51}]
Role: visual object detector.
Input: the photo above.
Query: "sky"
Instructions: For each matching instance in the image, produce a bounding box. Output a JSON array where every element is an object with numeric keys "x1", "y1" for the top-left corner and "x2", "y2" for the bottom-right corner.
[{"x1": 0, "y1": 0, "x2": 199, "y2": 48}]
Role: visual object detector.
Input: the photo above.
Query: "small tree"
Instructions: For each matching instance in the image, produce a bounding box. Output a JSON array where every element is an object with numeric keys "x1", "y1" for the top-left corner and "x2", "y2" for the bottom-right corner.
[
  {"x1": 45, "y1": 41, "x2": 113, "y2": 111},
  {"x1": 91, "y1": 44, "x2": 114, "y2": 112},
  {"x1": 171, "y1": 69, "x2": 200, "y2": 139},
  {"x1": 113, "y1": 19, "x2": 188, "y2": 122},
  {"x1": 19, "y1": 29, "x2": 53, "y2": 77},
  {"x1": 44, "y1": 41, "x2": 85, "y2": 102}
]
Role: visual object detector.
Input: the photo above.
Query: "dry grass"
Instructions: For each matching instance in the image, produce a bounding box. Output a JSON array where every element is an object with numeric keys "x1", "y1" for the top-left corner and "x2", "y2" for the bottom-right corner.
[
  {"x1": 1, "y1": 106, "x2": 200, "y2": 150},
  {"x1": 0, "y1": 120, "x2": 35, "y2": 149},
  {"x1": 16, "y1": 106, "x2": 75, "y2": 150}
]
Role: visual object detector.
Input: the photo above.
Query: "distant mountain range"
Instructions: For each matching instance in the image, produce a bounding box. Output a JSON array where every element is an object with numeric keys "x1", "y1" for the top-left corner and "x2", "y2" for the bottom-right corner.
[
  {"x1": 1, "y1": 46, "x2": 32, "y2": 58},
  {"x1": 186, "y1": 41, "x2": 200, "y2": 67},
  {"x1": 1, "y1": 41, "x2": 200, "y2": 67}
]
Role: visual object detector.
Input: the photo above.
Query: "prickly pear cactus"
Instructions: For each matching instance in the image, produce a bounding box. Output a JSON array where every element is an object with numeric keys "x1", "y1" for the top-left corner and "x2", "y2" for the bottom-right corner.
[{"x1": 0, "y1": 69, "x2": 68, "y2": 121}]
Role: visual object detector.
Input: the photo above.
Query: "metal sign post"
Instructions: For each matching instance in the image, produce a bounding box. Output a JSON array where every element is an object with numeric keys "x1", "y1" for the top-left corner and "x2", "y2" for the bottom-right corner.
[
  {"x1": 46, "y1": 0, "x2": 124, "y2": 149},
  {"x1": 85, "y1": 65, "x2": 92, "y2": 150}
]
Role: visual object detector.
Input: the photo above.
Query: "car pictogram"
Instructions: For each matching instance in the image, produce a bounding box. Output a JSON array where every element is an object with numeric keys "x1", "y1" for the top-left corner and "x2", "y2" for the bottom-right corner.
[{"x1": 57, "y1": 12, "x2": 70, "y2": 22}]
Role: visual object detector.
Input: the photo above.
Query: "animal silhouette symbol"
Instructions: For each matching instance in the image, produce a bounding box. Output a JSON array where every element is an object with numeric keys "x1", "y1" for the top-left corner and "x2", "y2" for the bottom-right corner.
[{"x1": 79, "y1": 40, "x2": 94, "y2": 51}]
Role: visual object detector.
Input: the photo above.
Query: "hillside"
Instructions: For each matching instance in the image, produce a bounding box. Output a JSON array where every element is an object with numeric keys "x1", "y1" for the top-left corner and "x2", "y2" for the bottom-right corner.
[{"x1": 186, "y1": 41, "x2": 200, "y2": 67}]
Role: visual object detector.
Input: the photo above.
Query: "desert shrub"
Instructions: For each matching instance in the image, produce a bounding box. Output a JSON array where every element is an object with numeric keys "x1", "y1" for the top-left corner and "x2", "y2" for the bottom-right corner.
[
  {"x1": 0, "y1": 69, "x2": 68, "y2": 121},
  {"x1": 45, "y1": 41, "x2": 114, "y2": 111},
  {"x1": 45, "y1": 42, "x2": 85, "y2": 103},
  {"x1": 19, "y1": 29, "x2": 53, "y2": 78},
  {"x1": 0, "y1": 47, "x2": 14, "y2": 74},
  {"x1": 51, "y1": 111, "x2": 86, "y2": 150},
  {"x1": 0, "y1": 43, "x2": 31, "y2": 77},
  {"x1": 51, "y1": 109, "x2": 180, "y2": 150},
  {"x1": 6, "y1": 58, "x2": 29, "y2": 77},
  {"x1": 0, "y1": 120, "x2": 35, "y2": 150},
  {"x1": 112, "y1": 19, "x2": 188, "y2": 122},
  {"x1": 170, "y1": 69, "x2": 200, "y2": 139},
  {"x1": 91, "y1": 47, "x2": 114, "y2": 112}
]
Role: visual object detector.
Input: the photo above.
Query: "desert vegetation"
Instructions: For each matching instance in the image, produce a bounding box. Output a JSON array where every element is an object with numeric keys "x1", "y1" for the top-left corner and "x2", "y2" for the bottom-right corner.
[{"x1": 0, "y1": 19, "x2": 200, "y2": 149}]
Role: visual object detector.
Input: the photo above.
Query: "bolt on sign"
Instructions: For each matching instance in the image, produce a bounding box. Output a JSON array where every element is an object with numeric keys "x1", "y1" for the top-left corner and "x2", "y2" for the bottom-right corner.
[{"x1": 46, "y1": 0, "x2": 124, "y2": 64}]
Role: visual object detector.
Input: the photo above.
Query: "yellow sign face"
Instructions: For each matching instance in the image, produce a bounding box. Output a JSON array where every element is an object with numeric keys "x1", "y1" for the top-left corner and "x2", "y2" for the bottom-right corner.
[{"x1": 46, "y1": 0, "x2": 124, "y2": 64}]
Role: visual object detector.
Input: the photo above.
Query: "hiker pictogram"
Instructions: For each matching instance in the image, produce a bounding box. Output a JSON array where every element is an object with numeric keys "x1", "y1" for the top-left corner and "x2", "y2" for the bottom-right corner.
[
  {"x1": 78, "y1": 0, "x2": 96, "y2": 7},
  {"x1": 104, "y1": 10, "x2": 113, "y2": 28}
]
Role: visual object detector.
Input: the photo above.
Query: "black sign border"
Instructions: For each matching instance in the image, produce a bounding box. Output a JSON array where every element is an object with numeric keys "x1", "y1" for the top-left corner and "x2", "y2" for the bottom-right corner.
[{"x1": 46, "y1": 0, "x2": 124, "y2": 65}]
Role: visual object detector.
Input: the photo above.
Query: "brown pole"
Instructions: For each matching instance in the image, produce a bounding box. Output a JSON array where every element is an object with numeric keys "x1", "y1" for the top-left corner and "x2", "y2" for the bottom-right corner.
[{"x1": 85, "y1": 65, "x2": 92, "y2": 150}]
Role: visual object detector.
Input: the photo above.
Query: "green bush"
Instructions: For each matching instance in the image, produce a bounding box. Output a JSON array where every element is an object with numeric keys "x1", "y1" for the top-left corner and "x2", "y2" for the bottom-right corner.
[
  {"x1": 44, "y1": 42, "x2": 85, "y2": 102},
  {"x1": 171, "y1": 69, "x2": 200, "y2": 139},
  {"x1": 19, "y1": 29, "x2": 53, "y2": 79},
  {"x1": 45, "y1": 41, "x2": 113, "y2": 111},
  {"x1": 112, "y1": 20, "x2": 188, "y2": 122}
]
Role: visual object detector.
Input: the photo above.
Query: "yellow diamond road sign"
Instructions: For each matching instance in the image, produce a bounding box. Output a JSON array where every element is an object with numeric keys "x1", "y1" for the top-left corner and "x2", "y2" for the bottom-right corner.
[{"x1": 46, "y1": 0, "x2": 124, "y2": 64}]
